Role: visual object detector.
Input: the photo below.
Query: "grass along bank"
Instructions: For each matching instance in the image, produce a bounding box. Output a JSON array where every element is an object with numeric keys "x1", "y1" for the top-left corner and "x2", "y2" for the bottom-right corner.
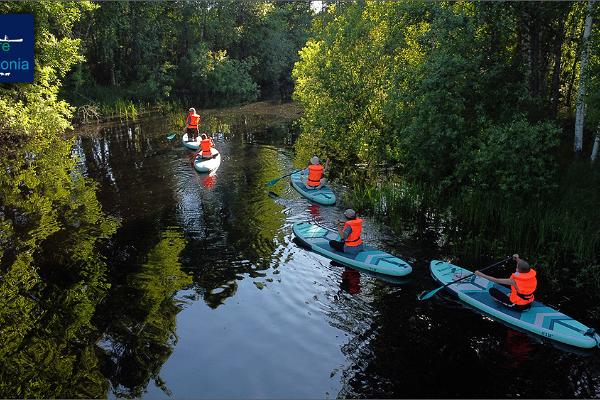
[{"x1": 343, "y1": 160, "x2": 600, "y2": 317}]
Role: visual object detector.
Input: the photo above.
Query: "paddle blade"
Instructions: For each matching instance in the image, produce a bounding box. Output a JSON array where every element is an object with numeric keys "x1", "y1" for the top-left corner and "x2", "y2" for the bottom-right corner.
[
  {"x1": 266, "y1": 177, "x2": 281, "y2": 187},
  {"x1": 417, "y1": 286, "x2": 443, "y2": 301},
  {"x1": 167, "y1": 133, "x2": 176, "y2": 140}
]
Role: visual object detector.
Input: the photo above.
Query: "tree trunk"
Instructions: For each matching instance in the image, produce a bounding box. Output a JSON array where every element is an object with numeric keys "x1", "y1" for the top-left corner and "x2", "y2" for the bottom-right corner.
[
  {"x1": 531, "y1": 11, "x2": 541, "y2": 98},
  {"x1": 592, "y1": 124, "x2": 600, "y2": 161},
  {"x1": 200, "y1": 1, "x2": 206, "y2": 42},
  {"x1": 574, "y1": 0, "x2": 595, "y2": 154},
  {"x1": 566, "y1": 22, "x2": 583, "y2": 108},
  {"x1": 550, "y1": 14, "x2": 566, "y2": 117}
]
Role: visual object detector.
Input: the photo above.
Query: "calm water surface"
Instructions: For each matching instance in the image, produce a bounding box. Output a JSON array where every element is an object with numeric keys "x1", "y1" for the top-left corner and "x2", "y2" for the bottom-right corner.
[{"x1": 71, "y1": 115, "x2": 600, "y2": 398}]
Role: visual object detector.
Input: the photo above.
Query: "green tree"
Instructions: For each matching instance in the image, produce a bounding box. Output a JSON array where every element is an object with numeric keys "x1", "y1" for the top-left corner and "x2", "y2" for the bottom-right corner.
[{"x1": 0, "y1": 2, "x2": 119, "y2": 397}]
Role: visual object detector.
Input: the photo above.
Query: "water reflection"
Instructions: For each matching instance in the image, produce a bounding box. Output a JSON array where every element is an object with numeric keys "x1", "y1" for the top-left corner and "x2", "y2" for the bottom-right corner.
[
  {"x1": 98, "y1": 228, "x2": 191, "y2": 398},
  {"x1": 0, "y1": 131, "x2": 118, "y2": 398},
  {"x1": 3, "y1": 110, "x2": 600, "y2": 398},
  {"x1": 340, "y1": 267, "x2": 361, "y2": 295}
]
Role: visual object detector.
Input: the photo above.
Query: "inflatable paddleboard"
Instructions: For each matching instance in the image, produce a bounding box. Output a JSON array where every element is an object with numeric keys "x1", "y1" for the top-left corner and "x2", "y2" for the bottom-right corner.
[
  {"x1": 182, "y1": 133, "x2": 200, "y2": 150},
  {"x1": 194, "y1": 148, "x2": 221, "y2": 173},
  {"x1": 290, "y1": 171, "x2": 335, "y2": 206},
  {"x1": 430, "y1": 260, "x2": 600, "y2": 349},
  {"x1": 293, "y1": 222, "x2": 412, "y2": 277}
]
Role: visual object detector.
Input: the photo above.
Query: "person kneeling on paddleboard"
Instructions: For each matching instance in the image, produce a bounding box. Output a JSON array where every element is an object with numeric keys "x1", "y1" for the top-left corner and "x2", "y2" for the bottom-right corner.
[
  {"x1": 303, "y1": 156, "x2": 329, "y2": 189},
  {"x1": 329, "y1": 209, "x2": 365, "y2": 255},
  {"x1": 186, "y1": 108, "x2": 201, "y2": 142},
  {"x1": 475, "y1": 254, "x2": 537, "y2": 311},
  {"x1": 199, "y1": 133, "x2": 215, "y2": 158}
]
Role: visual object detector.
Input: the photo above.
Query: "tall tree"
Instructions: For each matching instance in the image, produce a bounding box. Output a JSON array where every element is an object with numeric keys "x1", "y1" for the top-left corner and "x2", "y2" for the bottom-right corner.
[{"x1": 574, "y1": 0, "x2": 595, "y2": 154}]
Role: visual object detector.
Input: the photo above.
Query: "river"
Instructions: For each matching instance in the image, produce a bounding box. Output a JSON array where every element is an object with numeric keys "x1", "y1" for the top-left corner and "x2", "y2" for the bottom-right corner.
[{"x1": 2, "y1": 110, "x2": 599, "y2": 398}]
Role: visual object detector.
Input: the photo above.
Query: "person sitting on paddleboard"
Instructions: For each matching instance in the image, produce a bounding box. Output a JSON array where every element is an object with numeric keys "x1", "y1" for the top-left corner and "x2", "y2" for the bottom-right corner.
[
  {"x1": 329, "y1": 209, "x2": 364, "y2": 254},
  {"x1": 199, "y1": 133, "x2": 215, "y2": 158},
  {"x1": 303, "y1": 156, "x2": 329, "y2": 189},
  {"x1": 475, "y1": 254, "x2": 537, "y2": 311},
  {"x1": 185, "y1": 108, "x2": 201, "y2": 142}
]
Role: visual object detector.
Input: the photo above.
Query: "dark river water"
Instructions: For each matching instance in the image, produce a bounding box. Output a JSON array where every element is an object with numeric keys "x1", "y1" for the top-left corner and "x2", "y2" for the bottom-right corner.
[{"x1": 22, "y1": 113, "x2": 600, "y2": 398}]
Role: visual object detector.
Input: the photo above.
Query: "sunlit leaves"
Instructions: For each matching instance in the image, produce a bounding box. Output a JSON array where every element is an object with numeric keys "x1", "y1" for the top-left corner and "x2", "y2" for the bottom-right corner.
[
  {"x1": 293, "y1": 1, "x2": 562, "y2": 199},
  {"x1": 0, "y1": 2, "x2": 119, "y2": 397}
]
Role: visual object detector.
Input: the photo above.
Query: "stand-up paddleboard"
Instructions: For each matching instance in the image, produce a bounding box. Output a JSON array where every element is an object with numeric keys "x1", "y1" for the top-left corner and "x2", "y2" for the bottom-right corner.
[
  {"x1": 182, "y1": 133, "x2": 200, "y2": 150},
  {"x1": 430, "y1": 260, "x2": 600, "y2": 349},
  {"x1": 194, "y1": 148, "x2": 221, "y2": 173},
  {"x1": 293, "y1": 221, "x2": 412, "y2": 277},
  {"x1": 290, "y1": 171, "x2": 335, "y2": 205}
]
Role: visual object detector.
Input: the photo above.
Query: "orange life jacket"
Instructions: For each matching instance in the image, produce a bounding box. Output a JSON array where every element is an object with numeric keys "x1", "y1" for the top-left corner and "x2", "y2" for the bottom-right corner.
[
  {"x1": 187, "y1": 113, "x2": 200, "y2": 129},
  {"x1": 307, "y1": 164, "x2": 324, "y2": 187},
  {"x1": 509, "y1": 269, "x2": 537, "y2": 305},
  {"x1": 200, "y1": 138, "x2": 213, "y2": 156},
  {"x1": 343, "y1": 218, "x2": 363, "y2": 247}
]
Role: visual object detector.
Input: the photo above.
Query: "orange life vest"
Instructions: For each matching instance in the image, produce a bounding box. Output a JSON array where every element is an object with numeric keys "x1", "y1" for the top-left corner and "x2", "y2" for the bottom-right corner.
[
  {"x1": 200, "y1": 138, "x2": 212, "y2": 156},
  {"x1": 307, "y1": 164, "x2": 324, "y2": 187},
  {"x1": 187, "y1": 113, "x2": 200, "y2": 129},
  {"x1": 509, "y1": 269, "x2": 537, "y2": 306},
  {"x1": 343, "y1": 218, "x2": 363, "y2": 247}
]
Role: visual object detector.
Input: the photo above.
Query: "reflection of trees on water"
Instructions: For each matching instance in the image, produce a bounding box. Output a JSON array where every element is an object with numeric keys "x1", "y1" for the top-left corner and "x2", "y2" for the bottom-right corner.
[
  {"x1": 98, "y1": 229, "x2": 191, "y2": 398},
  {"x1": 75, "y1": 122, "x2": 196, "y2": 397},
  {"x1": 202, "y1": 114, "x2": 297, "y2": 147},
  {"x1": 0, "y1": 134, "x2": 119, "y2": 398},
  {"x1": 181, "y1": 138, "x2": 288, "y2": 308},
  {"x1": 0, "y1": 113, "x2": 298, "y2": 395}
]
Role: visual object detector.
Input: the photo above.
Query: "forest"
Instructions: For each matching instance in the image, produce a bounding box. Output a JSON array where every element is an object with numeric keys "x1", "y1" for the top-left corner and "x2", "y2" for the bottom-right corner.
[{"x1": 1, "y1": 1, "x2": 600, "y2": 397}]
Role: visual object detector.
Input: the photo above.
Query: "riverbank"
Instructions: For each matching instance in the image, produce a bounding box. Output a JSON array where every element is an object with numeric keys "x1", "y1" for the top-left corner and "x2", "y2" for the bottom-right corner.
[{"x1": 73, "y1": 100, "x2": 302, "y2": 130}]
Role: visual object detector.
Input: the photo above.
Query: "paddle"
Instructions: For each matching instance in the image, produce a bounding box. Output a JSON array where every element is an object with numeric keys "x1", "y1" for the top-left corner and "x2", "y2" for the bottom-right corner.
[
  {"x1": 266, "y1": 169, "x2": 304, "y2": 187},
  {"x1": 166, "y1": 132, "x2": 177, "y2": 141},
  {"x1": 417, "y1": 256, "x2": 511, "y2": 301}
]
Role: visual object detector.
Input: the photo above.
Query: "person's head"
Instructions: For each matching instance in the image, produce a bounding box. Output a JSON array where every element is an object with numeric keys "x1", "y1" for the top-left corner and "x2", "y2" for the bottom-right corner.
[
  {"x1": 516, "y1": 259, "x2": 530, "y2": 272},
  {"x1": 189, "y1": 107, "x2": 196, "y2": 114},
  {"x1": 343, "y1": 209, "x2": 357, "y2": 220},
  {"x1": 201, "y1": 133, "x2": 208, "y2": 140},
  {"x1": 311, "y1": 156, "x2": 320, "y2": 165}
]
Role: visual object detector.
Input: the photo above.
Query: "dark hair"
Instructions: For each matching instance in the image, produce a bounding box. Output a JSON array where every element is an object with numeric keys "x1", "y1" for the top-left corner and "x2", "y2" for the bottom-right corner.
[
  {"x1": 517, "y1": 259, "x2": 530, "y2": 272},
  {"x1": 201, "y1": 133, "x2": 208, "y2": 140}
]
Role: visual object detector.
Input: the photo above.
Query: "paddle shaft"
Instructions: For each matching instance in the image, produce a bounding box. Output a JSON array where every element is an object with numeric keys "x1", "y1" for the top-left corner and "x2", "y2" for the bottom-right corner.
[
  {"x1": 266, "y1": 169, "x2": 304, "y2": 186},
  {"x1": 442, "y1": 257, "x2": 510, "y2": 288},
  {"x1": 310, "y1": 219, "x2": 337, "y2": 233},
  {"x1": 419, "y1": 257, "x2": 511, "y2": 300}
]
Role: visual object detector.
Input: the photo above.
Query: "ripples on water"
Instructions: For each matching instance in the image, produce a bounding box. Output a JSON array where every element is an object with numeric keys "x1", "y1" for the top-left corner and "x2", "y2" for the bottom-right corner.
[{"x1": 70, "y1": 117, "x2": 600, "y2": 399}]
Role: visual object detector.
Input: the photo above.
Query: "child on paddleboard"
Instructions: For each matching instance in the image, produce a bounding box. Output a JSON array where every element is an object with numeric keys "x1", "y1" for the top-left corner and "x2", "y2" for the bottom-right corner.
[
  {"x1": 475, "y1": 254, "x2": 537, "y2": 311},
  {"x1": 303, "y1": 156, "x2": 329, "y2": 189},
  {"x1": 329, "y1": 209, "x2": 364, "y2": 254},
  {"x1": 185, "y1": 107, "x2": 201, "y2": 142}
]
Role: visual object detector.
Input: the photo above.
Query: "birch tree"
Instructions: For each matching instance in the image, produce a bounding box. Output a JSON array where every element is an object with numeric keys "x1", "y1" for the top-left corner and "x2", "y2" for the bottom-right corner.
[{"x1": 591, "y1": 125, "x2": 600, "y2": 161}]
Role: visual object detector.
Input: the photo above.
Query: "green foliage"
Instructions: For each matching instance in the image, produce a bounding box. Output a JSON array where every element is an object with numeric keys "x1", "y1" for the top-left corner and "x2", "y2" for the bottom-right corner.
[
  {"x1": 179, "y1": 43, "x2": 258, "y2": 105},
  {"x1": 293, "y1": 1, "x2": 563, "y2": 199},
  {"x1": 471, "y1": 118, "x2": 561, "y2": 199},
  {"x1": 64, "y1": 1, "x2": 313, "y2": 107},
  {"x1": 0, "y1": 2, "x2": 120, "y2": 397},
  {"x1": 295, "y1": 1, "x2": 600, "y2": 308},
  {"x1": 586, "y1": 16, "x2": 600, "y2": 128}
]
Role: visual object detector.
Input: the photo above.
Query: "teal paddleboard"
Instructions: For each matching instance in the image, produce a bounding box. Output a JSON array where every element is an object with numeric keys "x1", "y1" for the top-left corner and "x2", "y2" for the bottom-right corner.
[
  {"x1": 290, "y1": 170, "x2": 335, "y2": 206},
  {"x1": 182, "y1": 133, "x2": 200, "y2": 150},
  {"x1": 430, "y1": 260, "x2": 600, "y2": 349},
  {"x1": 293, "y1": 222, "x2": 412, "y2": 277}
]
